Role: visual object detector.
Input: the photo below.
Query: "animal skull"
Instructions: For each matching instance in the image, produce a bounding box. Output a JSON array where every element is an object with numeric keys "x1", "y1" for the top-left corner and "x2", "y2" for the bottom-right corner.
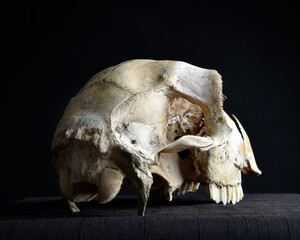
[{"x1": 52, "y1": 59, "x2": 261, "y2": 215}]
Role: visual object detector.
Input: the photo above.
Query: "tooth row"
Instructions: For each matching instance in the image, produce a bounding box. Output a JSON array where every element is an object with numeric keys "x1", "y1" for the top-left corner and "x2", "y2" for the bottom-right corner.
[
  {"x1": 173, "y1": 181, "x2": 200, "y2": 196},
  {"x1": 205, "y1": 183, "x2": 244, "y2": 205}
]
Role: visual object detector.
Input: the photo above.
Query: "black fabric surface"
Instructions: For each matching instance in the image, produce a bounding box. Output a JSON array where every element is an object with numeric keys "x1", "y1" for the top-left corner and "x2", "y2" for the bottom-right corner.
[{"x1": 0, "y1": 194, "x2": 299, "y2": 240}]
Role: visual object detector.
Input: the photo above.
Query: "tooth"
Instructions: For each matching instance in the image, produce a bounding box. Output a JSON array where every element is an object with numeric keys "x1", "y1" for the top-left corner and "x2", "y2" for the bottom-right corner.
[
  {"x1": 238, "y1": 184, "x2": 244, "y2": 201},
  {"x1": 209, "y1": 183, "x2": 215, "y2": 200},
  {"x1": 219, "y1": 186, "x2": 223, "y2": 203},
  {"x1": 236, "y1": 185, "x2": 240, "y2": 202},
  {"x1": 240, "y1": 185, "x2": 243, "y2": 201},
  {"x1": 180, "y1": 182, "x2": 187, "y2": 195},
  {"x1": 168, "y1": 188, "x2": 173, "y2": 201},
  {"x1": 173, "y1": 189, "x2": 178, "y2": 196},
  {"x1": 190, "y1": 181, "x2": 196, "y2": 192},
  {"x1": 213, "y1": 184, "x2": 221, "y2": 203},
  {"x1": 194, "y1": 182, "x2": 200, "y2": 191},
  {"x1": 186, "y1": 181, "x2": 193, "y2": 192},
  {"x1": 216, "y1": 189, "x2": 221, "y2": 203},
  {"x1": 222, "y1": 186, "x2": 227, "y2": 205},
  {"x1": 228, "y1": 185, "x2": 232, "y2": 203},
  {"x1": 239, "y1": 184, "x2": 243, "y2": 201},
  {"x1": 240, "y1": 186, "x2": 244, "y2": 199},
  {"x1": 226, "y1": 185, "x2": 230, "y2": 204},
  {"x1": 232, "y1": 186, "x2": 237, "y2": 204},
  {"x1": 184, "y1": 182, "x2": 189, "y2": 194}
]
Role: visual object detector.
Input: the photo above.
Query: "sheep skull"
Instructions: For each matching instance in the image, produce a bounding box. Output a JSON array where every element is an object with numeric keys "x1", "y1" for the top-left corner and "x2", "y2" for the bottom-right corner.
[{"x1": 52, "y1": 59, "x2": 261, "y2": 215}]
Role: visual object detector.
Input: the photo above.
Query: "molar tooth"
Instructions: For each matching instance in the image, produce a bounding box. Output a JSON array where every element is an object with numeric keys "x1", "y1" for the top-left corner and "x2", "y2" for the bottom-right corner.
[
  {"x1": 212, "y1": 184, "x2": 220, "y2": 203},
  {"x1": 173, "y1": 189, "x2": 178, "y2": 197},
  {"x1": 240, "y1": 186, "x2": 244, "y2": 199},
  {"x1": 209, "y1": 183, "x2": 215, "y2": 200},
  {"x1": 215, "y1": 189, "x2": 221, "y2": 203},
  {"x1": 227, "y1": 185, "x2": 231, "y2": 204},
  {"x1": 221, "y1": 186, "x2": 227, "y2": 205},
  {"x1": 236, "y1": 185, "x2": 240, "y2": 202},
  {"x1": 190, "y1": 181, "x2": 196, "y2": 192},
  {"x1": 228, "y1": 185, "x2": 232, "y2": 203},
  {"x1": 180, "y1": 182, "x2": 187, "y2": 195},
  {"x1": 232, "y1": 186, "x2": 237, "y2": 204},
  {"x1": 194, "y1": 182, "x2": 200, "y2": 191},
  {"x1": 238, "y1": 184, "x2": 243, "y2": 201},
  {"x1": 186, "y1": 181, "x2": 193, "y2": 192},
  {"x1": 168, "y1": 188, "x2": 173, "y2": 201}
]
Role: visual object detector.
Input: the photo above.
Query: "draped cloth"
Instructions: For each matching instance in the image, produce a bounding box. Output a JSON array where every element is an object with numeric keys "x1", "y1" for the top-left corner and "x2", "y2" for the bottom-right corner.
[{"x1": 1, "y1": 194, "x2": 299, "y2": 240}]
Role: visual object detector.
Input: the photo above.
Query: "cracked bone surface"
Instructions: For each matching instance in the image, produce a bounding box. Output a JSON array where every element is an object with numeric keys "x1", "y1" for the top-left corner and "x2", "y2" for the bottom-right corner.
[{"x1": 52, "y1": 59, "x2": 261, "y2": 215}]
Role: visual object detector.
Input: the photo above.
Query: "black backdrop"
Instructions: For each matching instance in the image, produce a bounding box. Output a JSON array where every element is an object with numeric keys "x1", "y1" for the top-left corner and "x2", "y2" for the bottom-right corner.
[{"x1": 1, "y1": 1, "x2": 299, "y2": 204}]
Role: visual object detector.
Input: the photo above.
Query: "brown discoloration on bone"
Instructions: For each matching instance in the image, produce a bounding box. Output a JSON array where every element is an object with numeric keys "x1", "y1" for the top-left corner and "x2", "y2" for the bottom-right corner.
[
  {"x1": 168, "y1": 98, "x2": 203, "y2": 120},
  {"x1": 239, "y1": 141, "x2": 246, "y2": 155},
  {"x1": 167, "y1": 98, "x2": 203, "y2": 140},
  {"x1": 53, "y1": 59, "x2": 261, "y2": 214},
  {"x1": 232, "y1": 115, "x2": 261, "y2": 176},
  {"x1": 245, "y1": 135, "x2": 254, "y2": 154}
]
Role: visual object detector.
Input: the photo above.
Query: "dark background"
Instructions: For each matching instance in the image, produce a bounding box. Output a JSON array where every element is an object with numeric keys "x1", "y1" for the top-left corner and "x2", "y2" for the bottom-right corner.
[{"x1": 1, "y1": 0, "x2": 299, "y2": 204}]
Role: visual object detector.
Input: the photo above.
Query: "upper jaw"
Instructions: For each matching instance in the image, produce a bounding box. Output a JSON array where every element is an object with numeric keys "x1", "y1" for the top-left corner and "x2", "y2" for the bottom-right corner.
[{"x1": 205, "y1": 182, "x2": 244, "y2": 205}]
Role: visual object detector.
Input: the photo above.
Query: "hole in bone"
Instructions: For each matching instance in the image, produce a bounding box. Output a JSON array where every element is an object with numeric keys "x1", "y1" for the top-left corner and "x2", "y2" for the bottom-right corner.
[
  {"x1": 178, "y1": 149, "x2": 190, "y2": 160},
  {"x1": 151, "y1": 173, "x2": 169, "y2": 190},
  {"x1": 174, "y1": 136, "x2": 181, "y2": 141},
  {"x1": 131, "y1": 140, "x2": 136, "y2": 144}
]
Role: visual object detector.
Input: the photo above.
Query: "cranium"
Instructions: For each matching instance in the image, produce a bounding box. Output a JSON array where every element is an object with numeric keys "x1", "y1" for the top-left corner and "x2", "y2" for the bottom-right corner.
[{"x1": 52, "y1": 59, "x2": 261, "y2": 215}]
